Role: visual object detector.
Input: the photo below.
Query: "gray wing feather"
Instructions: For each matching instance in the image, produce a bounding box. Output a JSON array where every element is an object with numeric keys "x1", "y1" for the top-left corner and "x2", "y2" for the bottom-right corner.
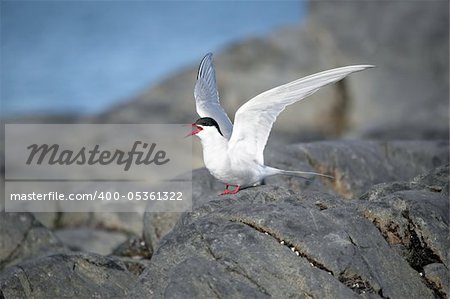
[{"x1": 194, "y1": 53, "x2": 233, "y2": 139}]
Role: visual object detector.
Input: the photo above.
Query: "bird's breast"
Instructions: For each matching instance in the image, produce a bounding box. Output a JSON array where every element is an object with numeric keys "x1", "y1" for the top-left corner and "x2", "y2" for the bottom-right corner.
[{"x1": 200, "y1": 136, "x2": 264, "y2": 186}]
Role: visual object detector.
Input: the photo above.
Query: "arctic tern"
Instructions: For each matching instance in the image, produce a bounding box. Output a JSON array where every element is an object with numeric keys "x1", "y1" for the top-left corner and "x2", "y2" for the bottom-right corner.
[{"x1": 188, "y1": 53, "x2": 373, "y2": 195}]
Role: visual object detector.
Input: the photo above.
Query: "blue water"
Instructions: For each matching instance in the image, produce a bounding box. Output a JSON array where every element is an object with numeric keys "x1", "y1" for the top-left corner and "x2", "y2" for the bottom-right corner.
[{"x1": 1, "y1": 1, "x2": 305, "y2": 117}]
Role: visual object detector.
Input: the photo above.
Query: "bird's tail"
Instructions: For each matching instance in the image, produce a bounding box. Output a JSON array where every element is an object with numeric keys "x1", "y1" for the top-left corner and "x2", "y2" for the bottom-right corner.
[{"x1": 266, "y1": 167, "x2": 333, "y2": 180}]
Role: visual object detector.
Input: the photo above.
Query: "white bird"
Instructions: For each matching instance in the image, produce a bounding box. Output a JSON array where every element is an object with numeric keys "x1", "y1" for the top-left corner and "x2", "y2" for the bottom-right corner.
[{"x1": 188, "y1": 53, "x2": 373, "y2": 195}]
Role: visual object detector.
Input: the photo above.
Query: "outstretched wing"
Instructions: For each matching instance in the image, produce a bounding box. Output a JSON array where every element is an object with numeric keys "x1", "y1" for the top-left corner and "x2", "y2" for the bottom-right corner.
[
  {"x1": 228, "y1": 65, "x2": 374, "y2": 164},
  {"x1": 194, "y1": 53, "x2": 233, "y2": 139}
]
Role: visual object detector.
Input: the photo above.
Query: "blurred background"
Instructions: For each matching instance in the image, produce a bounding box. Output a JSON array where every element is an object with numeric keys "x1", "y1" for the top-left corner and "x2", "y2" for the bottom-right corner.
[
  {"x1": 1, "y1": 1, "x2": 305, "y2": 117},
  {"x1": 2, "y1": 1, "x2": 448, "y2": 142}
]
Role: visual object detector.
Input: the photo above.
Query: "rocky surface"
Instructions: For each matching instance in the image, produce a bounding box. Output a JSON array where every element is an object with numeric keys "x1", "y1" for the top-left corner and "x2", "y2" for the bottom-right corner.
[
  {"x1": 2, "y1": 142, "x2": 448, "y2": 298},
  {"x1": 1, "y1": 1, "x2": 449, "y2": 298},
  {"x1": 137, "y1": 164, "x2": 448, "y2": 298},
  {"x1": 1, "y1": 158, "x2": 448, "y2": 298},
  {"x1": 32, "y1": 211, "x2": 143, "y2": 236},
  {"x1": 0, "y1": 252, "x2": 149, "y2": 298},
  {"x1": 0, "y1": 213, "x2": 150, "y2": 298},
  {"x1": 54, "y1": 228, "x2": 128, "y2": 256},
  {"x1": 360, "y1": 166, "x2": 449, "y2": 298},
  {"x1": 0, "y1": 212, "x2": 66, "y2": 271},
  {"x1": 143, "y1": 140, "x2": 449, "y2": 251}
]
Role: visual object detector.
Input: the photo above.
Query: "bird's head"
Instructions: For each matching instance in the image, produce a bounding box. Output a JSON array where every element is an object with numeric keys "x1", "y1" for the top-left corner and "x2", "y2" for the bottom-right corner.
[{"x1": 186, "y1": 117, "x2": 223, "y2": 139}]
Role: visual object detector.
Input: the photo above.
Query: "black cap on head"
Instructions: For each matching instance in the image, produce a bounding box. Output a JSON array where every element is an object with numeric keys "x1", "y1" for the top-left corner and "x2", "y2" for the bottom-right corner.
[{"x1": 195, "y1": 117, "x2": 223, "y2": 136}]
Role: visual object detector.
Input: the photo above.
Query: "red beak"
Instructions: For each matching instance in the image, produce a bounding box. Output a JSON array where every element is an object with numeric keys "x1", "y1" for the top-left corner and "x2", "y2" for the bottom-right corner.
[{"x1": 184, "y1": 123, "x2": 203, "y2": 137}]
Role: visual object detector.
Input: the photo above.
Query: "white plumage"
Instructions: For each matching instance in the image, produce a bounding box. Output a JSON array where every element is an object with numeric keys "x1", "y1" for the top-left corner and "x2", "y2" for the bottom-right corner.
[{"x1": 190, "y1": 53, "x2": 374, "y2": 194}]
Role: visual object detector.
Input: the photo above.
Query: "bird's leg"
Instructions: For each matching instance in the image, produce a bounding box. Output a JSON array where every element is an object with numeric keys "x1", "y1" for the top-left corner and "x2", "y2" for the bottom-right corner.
[
  {"x1": 220, "y1": 184, "x2": 230, "y2": 195},
  {"x1": 220, "y1": 184, "x2": 241, "y2": 195},
  {"x1": 230, "y1": 185, "x2": 241, "y2": 194}
]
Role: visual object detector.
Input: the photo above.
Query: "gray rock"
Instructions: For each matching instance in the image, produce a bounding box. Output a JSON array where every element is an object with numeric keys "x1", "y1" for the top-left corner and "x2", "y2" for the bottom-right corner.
[
  {"x1": 0, "y1": 252, "x2": 148, "y2": 298},
  {"x1": 112, "y1": 235, "x2": 151, "y2": 260},
  {"x1": 2, "y1": 163, "x2": 446, "y2": 298},
  {"x1": 423, "y1": 263, "x2": 449, "y2": 298},
  {"x1": 360, "y1": 164, "x2": 449, "y2": 201},
  {"x1": 139, "y1": 185, "x2": 436, "y2": 298},
  {"x1": 0, "y1": 214, "x2": 152, "y2": 298},
  {"x1": 143, "y1": 168, "x2": 224, "y2": 252},
  {"x1": 0, "y1": 212, "x2": 66, "y2": 271},
  {"x1": 31, "y1": 212, "x2": 60, "y2": 229},
  {"x1": 143, "y1": 211, "x2": 182, "y2": 255},
  {"x1": 360, "y1": 165, "x2": 449, "y2": 298},
  {"x1": 40, "y1": 211, "x2": 144, "y2": 236},
  {"x1": 309, "y1": 1, "x2": 449, "y2": 140},
  {"x1": 54, "y1": 228, "x2": 128, "y2": 255},
  {"x1": 362, "y1": 190, "x2": 448, "y2": 269},
  {"x1": 272, "y1": 140, "x2": 449, "y2": 199},
  {"x1": 143, "y1": 140, "x2": 448, "y2": 253}
]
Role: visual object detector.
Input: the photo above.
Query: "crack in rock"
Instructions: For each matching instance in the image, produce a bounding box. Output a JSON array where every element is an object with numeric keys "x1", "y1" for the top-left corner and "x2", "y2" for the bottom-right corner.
[
  {"x1": 207, "y1": 281, "x2": 222, "y2": 299},
  {"x1": 229, "y1": 218, "x2": 392, "y2": 297},
  {"x1": 17, "y1": 265, "x2": 33, "y2": 296},
  {"x1": 401, "y1": 210, "x2": 443, "y2": 272},
  {"x1": 402, "y1": 211, "x2": 446, "y2": 299},
  {"x1": 229, "y1": 218, "x2": 334, "y2": 275},
  {"x1": 363, "y1": 207, "x2": 445, "y2": 298},
  {"x1": 338, "y1": 272, "x2": 376, "y2": 295},
  {"x1": 199, "y1": 233, "x2": 221, "y2": 262},
  {"x1": 0, "y1": 221, "x2": 34, "y2": 270}
]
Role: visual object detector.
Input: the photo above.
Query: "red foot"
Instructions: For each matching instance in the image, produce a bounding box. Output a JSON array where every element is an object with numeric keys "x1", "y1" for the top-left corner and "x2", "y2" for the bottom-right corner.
[
  {"x1": 220, "y1": 184, "x2": 241, "y2": 195},
  {"x1": 230, "y1": 185, "x2": 241, "y2": 194},
  {"x1": 220, "y1": 184, "x2": 230, "y2": 195}
]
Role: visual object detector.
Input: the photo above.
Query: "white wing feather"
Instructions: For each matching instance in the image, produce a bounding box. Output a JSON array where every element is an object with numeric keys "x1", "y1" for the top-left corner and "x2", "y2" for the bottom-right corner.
[
  {"x1": 194, "y1": 53, "x2": 233, "y2": 139},
  {"x1": 228, "y1": 65, "x2": 374, "y2": 164}
]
